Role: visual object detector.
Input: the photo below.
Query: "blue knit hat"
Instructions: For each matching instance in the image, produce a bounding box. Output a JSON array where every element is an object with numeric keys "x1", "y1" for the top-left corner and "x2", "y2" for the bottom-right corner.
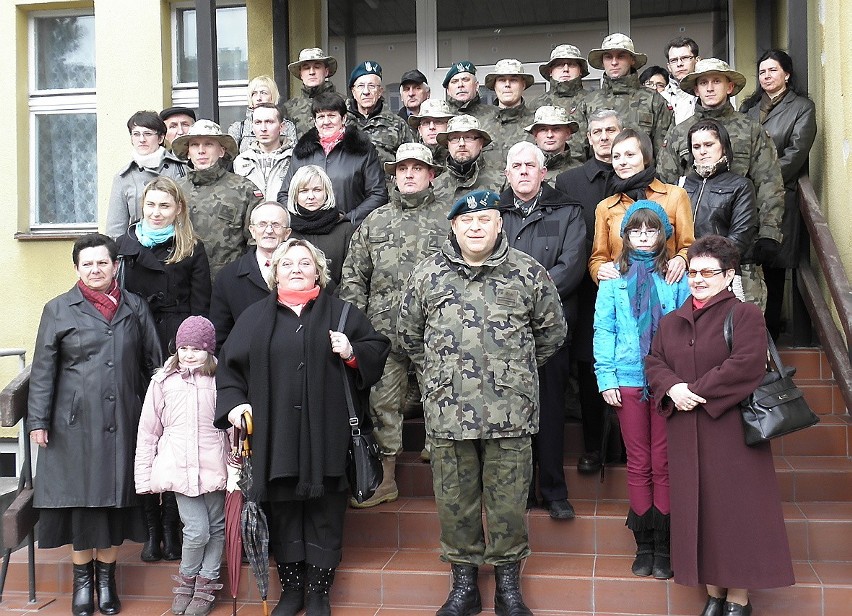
[
  {"x1": 448, "y1": 189, "x2": 501, "y2": 220},
  {"x1": 620, "y1": 200, "x2": 673, "y2": 239},
  {"x1": 349, "y1": 60, "x2": 382, "y2": 88},
  {"x1": 443, "y1": 60, "x2": 477, "y2": 88}
]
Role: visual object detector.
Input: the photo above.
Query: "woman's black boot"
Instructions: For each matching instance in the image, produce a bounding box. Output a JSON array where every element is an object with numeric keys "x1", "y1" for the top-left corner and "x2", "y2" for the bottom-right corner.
[
  {"x1": 272, "y1": 561, "x2": 305, "y2": 616},
  {"x1": 72, "y1": 561, "x2": 95, "y2": 616},
  {"x1": 700, "y1": 595, "x2": 726, "y2": 616},
  {"x1": 722, "y1": 601, "x2": 752, "y2": 615},
  {"x1": 140, "y1": 494, "x2": 163, "y2": 562},
  {"x1": 94, "y1": 560, "x2": 121, "y2": 614},
  {"x1": 652, "y1": 507, "x2": 673, "y2": 579},
  {"x1": 304, "y1": 564, "x2": 335, "y2": 616},
  {"x1": 626, "y1": 508, "x2": 655, "y2": 576},
  {"x1": 161, "y1": 491, "x2": 183, "y2": 561}
]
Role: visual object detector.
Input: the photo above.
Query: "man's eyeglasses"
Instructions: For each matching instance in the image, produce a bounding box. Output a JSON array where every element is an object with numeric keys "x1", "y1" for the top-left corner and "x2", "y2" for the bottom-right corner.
[
  {"x1": 686, "y1": 268, "x2": 726, "y2": 278},
  {"x1": 448, "y1": 135, "x2": 481, "y2": 144},
  {"x1": 251, "y1": 221, "x2": 288, "y2": 231},
  {"x1": 354, "y1": 84, "x2": 380, "y2": 91},
  {"x1": 668, "y1": 55, "x2": 696, "y2": 65}
]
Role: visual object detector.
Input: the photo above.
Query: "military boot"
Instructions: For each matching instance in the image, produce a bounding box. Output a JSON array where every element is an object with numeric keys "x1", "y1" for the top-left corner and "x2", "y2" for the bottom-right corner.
[
  {"x1": 349, "y1": 455, "x2": 398, "y2": 508},
  {"x1": 272, "y1": 561, "x2": 305, "y2": 616},
  {"x1": 436, "y1": 564, "x2": 481, "y2": 616},
  {"x1": 493, "y1": 562, "x2": 532, "y2": 616}
]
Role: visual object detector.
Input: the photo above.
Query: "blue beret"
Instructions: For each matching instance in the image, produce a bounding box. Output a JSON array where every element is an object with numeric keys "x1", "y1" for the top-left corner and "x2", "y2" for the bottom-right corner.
[
  {"x1": 620, "y1": 200, "x2": 673, "y2": 239},
  {"x1": 448, "y1": 189, "x2": 501, "y2": 220},
  {"x1": 443, "y1": 60, "x2": 477, "y2": 88},
  {"x1": 349, "y1": 60, "x2": 382, "y2": 88}
]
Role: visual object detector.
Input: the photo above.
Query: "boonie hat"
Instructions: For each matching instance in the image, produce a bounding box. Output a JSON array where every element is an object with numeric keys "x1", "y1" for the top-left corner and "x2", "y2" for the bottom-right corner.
[
  {"x1": 383, "y1": 143, "x2": 444, "y2": 176},
  {"x1": 587, "y1": 33, "x2": 648, "y2": 71},
  {"x1": 436, "y1": 115, "x2": 493, "y2": 147},
  {"x1": 349, "y1": 60, "x2": 383, "y2": 88},
  {"x1": 171, "y1": 119, "x2": 239, "y2": 160},
  {"x1": 524, "y1": 106, "x2": 579, "y2": 134},
  {"x1": 408, "y1": 99, "x2": 456, "y2": 129},
  {"x1": 175, "y1": 316, "x2": 216, "y2": 353},
  {"x1": 484, "y1": 59, "x2": 535, "y2": 90},
  {"x1": 288, "y1": 47, "x2": 338, "y2": 79},
  {"x1": 447, "y1": 189, "x2": 501, "y2": 220},
  {"x1": 159, "y1": 106, "x2": 197, "y2": 122},
  {"x1": 443, "y1": 60, "x2": 477, "y2": 88},
  {"x1": 539, "y1": 44, "x2": 590, "y2": 79},
  {"x1": 678, "y1": 58, "x2": 747, "y2": 96},
  {"x1": 400, "y1": 69, "x2": 428, "y2": 85}
]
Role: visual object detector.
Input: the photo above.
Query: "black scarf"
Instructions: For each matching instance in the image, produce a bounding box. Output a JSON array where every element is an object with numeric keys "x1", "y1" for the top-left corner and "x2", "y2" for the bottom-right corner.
[
  {"x1": 289, "y1": 207, "x2": 345, "y2": 235},
  {"x1": 447, "y1": 156, "x2": 477, "y2": 179},
  {"x1": 607, "y1": 166, "x2": 657, "y2": 202}
]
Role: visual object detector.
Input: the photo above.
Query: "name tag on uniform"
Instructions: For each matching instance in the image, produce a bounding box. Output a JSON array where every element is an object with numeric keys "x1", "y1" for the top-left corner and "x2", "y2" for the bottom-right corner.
[{"x1": 495, "y1": 289, "x2": 520, "y2": 306}]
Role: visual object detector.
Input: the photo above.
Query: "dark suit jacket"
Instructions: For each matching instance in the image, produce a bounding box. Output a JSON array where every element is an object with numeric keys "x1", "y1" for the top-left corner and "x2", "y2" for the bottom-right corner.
[{"x1": 209, "y1": 247, "x2": 272, "y2": 352}]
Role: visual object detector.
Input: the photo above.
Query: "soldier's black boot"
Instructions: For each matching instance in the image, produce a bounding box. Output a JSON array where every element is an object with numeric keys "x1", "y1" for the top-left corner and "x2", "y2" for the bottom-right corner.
[
  {"x1": 493, "y1": 562, "x2": 532, "y2": 616},
  {"x1": 436, "y1": 564, "x2": 482, "y2": 616},
  {"x1": 94, "y1": 560, "x2": 121, "y2": 614},
  {"x1": 140, "y1": 494, "x2": 163, "y2": 562},
  {"x1": 304, "y1": 564, "x2": 334, "y2": 616},
  {"x1": 272, "y1": 561, "x2": 305, "y2": 616},
  {"x1": 72, "y1": 561, "x2": 95, "y2": 616},
  {"x1": 161, "y1": 491, "x2": 182, "y2": 561},
  {"x1": 627, "y1": 508, "x2": 655, "y2": 577},
  {"x1": 652, "y1": 507, "x2": 673, "y2": 579}
]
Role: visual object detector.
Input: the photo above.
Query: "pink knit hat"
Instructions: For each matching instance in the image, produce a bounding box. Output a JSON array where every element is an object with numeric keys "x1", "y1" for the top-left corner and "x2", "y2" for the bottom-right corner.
[{"x1": 175, "y1": 316, "x2": 216, "y2": 352}]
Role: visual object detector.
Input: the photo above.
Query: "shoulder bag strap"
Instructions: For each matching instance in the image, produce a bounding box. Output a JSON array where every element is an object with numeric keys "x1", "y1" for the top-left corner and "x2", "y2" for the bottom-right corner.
[
  {"x1": 723, "y1": 304, "x2": 784, "y2": 373},
  {"x1": 336, "y1": 303, "x2": 360, "y2": 435},
  {"x1": 723, "y1": 306, "x2": 735, "y2": 351}
]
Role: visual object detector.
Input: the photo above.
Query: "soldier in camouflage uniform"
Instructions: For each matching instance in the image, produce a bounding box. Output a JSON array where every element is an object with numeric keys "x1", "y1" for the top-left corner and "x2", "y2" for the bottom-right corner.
[
  {"x1": 398, "y1": 189, "x2": 567, "y2": 616},
  {"x1": 432, "y1": 115, "x2": 505, "y2": 208},
  {"x1": 346, "y1": 60, "x2": 415, "y2": 178},
  {"x1": 279, "y1": 48, "x2": 340, "y2": 138},
  {"x1": 585, "y1": 34, "x2": 673, "y2": 159},
  {"x1": 530, "y1": 44, "x2": 590, "y2": 159},
  {"x1": 338, "y1": 143, "x2": 449, "y2": 508},
  {"x1": 481, "y1": 59, "x2": 537, "y2": 163},
  {"x1": 408, "y1": 98, "x2": 456, "y2": 166},
  {"x1": 443, "y1": 60, "x2": 493, "y2": 123},
  {"x1": 172, "y1": 120, "x2": 263, "y2": 280},
  {"x1": 524, "y1": 105, "x2": 581, "y2": 184},
  {"x1": 657, "y1": 59, "x2": 785, "y2": 310}
]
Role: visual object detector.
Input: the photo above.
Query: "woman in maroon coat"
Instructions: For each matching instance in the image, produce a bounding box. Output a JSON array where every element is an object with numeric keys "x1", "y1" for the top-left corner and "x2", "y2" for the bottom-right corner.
[{"x1": 645, "y1": 235, "x2": 794, "y2": 616}]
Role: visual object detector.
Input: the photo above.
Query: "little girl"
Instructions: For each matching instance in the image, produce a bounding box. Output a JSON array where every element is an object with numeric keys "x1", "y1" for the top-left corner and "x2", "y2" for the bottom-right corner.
[
  {"x1": 135, "y1": 316, "x2": 228, "y2": 616},
  {"x1": 593, "y1": 201, "x2": 691, "y2": 581}
]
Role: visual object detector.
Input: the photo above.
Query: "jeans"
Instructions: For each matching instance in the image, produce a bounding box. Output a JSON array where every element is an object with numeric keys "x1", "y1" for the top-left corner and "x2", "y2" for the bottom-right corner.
[{"x1": 174, "y1": 491, "x2": 226, "y2": 580}]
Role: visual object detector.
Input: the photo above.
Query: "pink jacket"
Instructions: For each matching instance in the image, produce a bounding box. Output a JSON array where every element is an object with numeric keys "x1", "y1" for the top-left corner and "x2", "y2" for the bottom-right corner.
[{"x1": 135, "y1": 366, "x2": 228, "y2": 497}]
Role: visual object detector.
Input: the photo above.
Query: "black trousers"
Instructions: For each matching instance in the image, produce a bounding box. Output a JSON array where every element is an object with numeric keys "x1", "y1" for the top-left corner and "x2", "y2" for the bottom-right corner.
[
  {"x1": 763, "y1": 265, "x2": 786, "y2": 340},
  {"x1": 576, "y1": 359, "x2": 606, "y2": 454},
  {"x1": 532, "y1": 344, "x2": 570, "y2": 501}
]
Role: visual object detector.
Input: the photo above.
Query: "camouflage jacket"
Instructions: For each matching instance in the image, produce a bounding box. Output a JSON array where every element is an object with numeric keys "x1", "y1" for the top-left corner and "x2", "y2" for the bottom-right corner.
[
  {"x1": 178, "y1": 164, "x2": 263, "y2": 280},
  {"x1": 280, "y1": 81, "x2": 337, "y2": 138},
  {"x1": 529, "y1": 77, "x2": 590, "y2": 160},
  {"x1": 347, "y1": 98, "x2": 415, "y2": 170},
  {"x1": 585, "y1": 73, "x2": 673, "y2": 158},
  {"x1": 445, "y1": 93, "x2": 493, "y2": 123},
  {"x1": 543, "y1": 149, "x2": 581, "y2": 185},
  {"x1": 398, "y1": 235, "x2": 568, "y2": 440},
  {"x1": 657, "y1": 103, "x2": 784, "y2": 243},
  {"x1": 422, "y1": 140, "x2": 450, "y2": 166},
  {"x1": 480, "y1": 101, "x2": 536, "y2": 162},
  {"x1": 432, "y1": 156, "x2": 506, "y2": 208},
  {"x1": 338, "y1": 186, "x2": 450, "y2": 355}
]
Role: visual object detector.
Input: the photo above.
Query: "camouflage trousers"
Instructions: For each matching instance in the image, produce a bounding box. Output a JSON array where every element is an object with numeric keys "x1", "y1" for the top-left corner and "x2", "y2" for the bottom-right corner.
[
  {"x1": 430, "y1": 436, "x2": 533, "y2": 566},
  {"x1": 740, "y1": 263, "x2": 768, "y2": 311},
  {"x1": 368, "y1": 352, "x2": 410, "y2": 456}
]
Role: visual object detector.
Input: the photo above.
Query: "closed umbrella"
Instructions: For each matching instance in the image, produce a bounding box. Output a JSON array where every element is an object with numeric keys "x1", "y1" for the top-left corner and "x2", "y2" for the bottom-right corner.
[
  {"x1": 224, "y1": 427, "x2": 245, "y2": 615},
  {"x1": 238, "y1": 413, "x2": 270, "y2": 616}
]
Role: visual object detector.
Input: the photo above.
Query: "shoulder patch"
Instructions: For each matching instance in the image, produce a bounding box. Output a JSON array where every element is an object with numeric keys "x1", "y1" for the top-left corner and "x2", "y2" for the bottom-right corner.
[
  {"x1": 662, "y1": 139, "x2": 668, "y2": 148},
  {"x1": 253, "y1": 190, "x2": 264, "y2": 198}
]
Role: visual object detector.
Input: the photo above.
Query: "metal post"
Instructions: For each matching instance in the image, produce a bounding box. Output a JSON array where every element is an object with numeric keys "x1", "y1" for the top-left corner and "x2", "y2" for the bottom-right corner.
[{"x1": 196, "y1": 0, "x2": 219, "y2": 122}]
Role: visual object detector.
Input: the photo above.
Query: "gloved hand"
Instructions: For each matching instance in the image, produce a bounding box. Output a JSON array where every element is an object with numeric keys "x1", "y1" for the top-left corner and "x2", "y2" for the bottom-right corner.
[{"x1": 751, "y1": 238, "x2": 780, "y2": 265}]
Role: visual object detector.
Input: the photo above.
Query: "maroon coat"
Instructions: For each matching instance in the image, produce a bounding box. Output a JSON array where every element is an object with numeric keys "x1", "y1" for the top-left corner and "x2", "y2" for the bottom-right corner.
[{"x1": 645, "y1": 290, "x2": 794, "y2": 589}]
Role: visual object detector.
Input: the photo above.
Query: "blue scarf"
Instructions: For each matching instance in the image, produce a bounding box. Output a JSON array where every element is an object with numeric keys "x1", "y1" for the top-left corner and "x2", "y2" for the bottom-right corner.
[
  {"x1": 135, "y1": 222, "x2": 175, "y2": 248},
  {"x1": 624, "y1": 250, "x2": 663, "y2": 399}
]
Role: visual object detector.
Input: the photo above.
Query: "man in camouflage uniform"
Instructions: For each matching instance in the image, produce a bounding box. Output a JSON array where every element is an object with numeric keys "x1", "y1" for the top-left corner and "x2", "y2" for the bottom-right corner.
[
  {"x1": 280, "y1": 48, "x2": 339, "y2": 138},
  {"x1": 530, "y1": 44, "x2": 590, "y2": 158},
  {"x1": 525, "y1": 105, "x2": 581, "y2": 183},
  {"x1": 338, "y1": 143, "x2": 449, "y2": 508},
  {"x1": 408, "y1": 98, "x2": 455, "y2": 166},
  {"x1": 585, "y1": 33, "x2": 673, "y2": 159},
  {"x1": 481, "y1": 59, "x2": 537, "y2": 162},
  {"x1": 443, "y1": 60, "x2": 492, "y2": 122},
  {"x1": 173, "y1": 120, "x2": 263, "y2": 280},
  {"x1": 398, "y1": 189, "x2": 567, "y2": 616},
  {"x1": 346, "y1": 60, "x2": 415, "y2": 175},
  {"x1": 657, "y1": 58, "x2": 785, "y2": 310},
  {"x1": 432, "y1": 115, "x2": 505, "y2": 207}
]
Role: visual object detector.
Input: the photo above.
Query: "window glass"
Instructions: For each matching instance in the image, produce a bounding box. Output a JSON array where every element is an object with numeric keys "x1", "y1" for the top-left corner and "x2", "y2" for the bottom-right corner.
[
  {"x1": 176, "y1": 5, "x2": 248, "y2": 84},
  {"x1": 33, "y1": 14, "x2": 96, "y2": 91}
]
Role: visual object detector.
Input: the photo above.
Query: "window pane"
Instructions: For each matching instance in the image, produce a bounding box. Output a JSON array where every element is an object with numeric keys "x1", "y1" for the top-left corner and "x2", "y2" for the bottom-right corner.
[
  {"x1": 34, "y1": 14, "x2": 96, "y2": 90},
  {"x1": 176, "y1": 6, "x2": 248, "y2": 83},
  {"x1": 34, "y1": 113, "x2": 98, "y2": 226}
]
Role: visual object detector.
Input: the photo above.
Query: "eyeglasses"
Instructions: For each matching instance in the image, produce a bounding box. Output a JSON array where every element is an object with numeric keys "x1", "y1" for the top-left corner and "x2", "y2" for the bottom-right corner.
[
  {"x1": 668, "y1": 55, "x2": 696, "y2": 65},
  {"x1": 627, "y1": 229, "x2": 660, "y2": 239},
  {"x1": 353, "y1": 83, "x2": 380, "y2": 91},
  {"x1": 251, "y1": 221, "x2": 288, "y2": 231},
  {"x1": 449, "y1": 135, "x2": 481, "y2": 144},
  {"x1": 644, "y1": 81, "x2": 667, "y2": 91},
  {"x1": 131, "y1": 130, "x2": 158, "y2": 139},
  {"x1": 686, "y1": 268, "x2": 726, "y2": 278},
  {"x1": 278, "y1": 259, "x2": 315, "y2": 271}
]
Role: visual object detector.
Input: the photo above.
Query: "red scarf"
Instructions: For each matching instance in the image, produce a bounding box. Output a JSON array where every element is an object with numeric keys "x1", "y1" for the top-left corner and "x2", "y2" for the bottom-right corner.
[
  {"x1": 277, "y1": 284, "x2": 321, "y2": 307},
  {"x1": 319, "y1": 128, "x2": 345, "y2": 155},
  {"x1": 692, "y1": 297, "x2": 709, "y2": 310},
  {"x1": 77, "y1": 279, "x2": 121, "y2": 321}
]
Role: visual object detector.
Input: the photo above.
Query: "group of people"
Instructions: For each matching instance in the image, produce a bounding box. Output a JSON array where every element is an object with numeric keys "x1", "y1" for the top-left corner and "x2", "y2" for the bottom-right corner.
[{"x1": 26, "y1": 31, "x2": 816, "y2": 616}]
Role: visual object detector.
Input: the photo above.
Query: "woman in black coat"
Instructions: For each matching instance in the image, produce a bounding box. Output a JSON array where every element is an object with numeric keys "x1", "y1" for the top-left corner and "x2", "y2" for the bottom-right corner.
[
  {"x1": 215, "y1": 238, "x2": 389, "y2": 615},
  {"x1": 740, "y1": 49, "x2": 817, "y2": 339},
  {"x1": 28, "y1": 233, "x2": 162, "y2": 615},
  {"x1": 115, "y1": 176, "x2": 211, "y2": 564},
  {"x1": 277, "y1": 92, "x2": 387, "y2": 226}
]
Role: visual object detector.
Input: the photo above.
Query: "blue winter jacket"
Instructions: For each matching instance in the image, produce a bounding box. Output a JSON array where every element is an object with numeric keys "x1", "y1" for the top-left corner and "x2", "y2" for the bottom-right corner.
[{"x1": 593, "y1": 272, "x2": 691, "y2": 392}]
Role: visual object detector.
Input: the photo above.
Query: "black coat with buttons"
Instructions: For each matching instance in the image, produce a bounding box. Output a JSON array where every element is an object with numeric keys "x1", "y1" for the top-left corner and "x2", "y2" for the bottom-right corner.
[
  {"x1": 28, "y1": 285, "x2": 163, "y2": 508},
  {"x1": 499, "y1": 183, "x2": 587, "y2": 332},
  {"x1": 116, "y1": 226, "x2": 211, "y2": 356}
]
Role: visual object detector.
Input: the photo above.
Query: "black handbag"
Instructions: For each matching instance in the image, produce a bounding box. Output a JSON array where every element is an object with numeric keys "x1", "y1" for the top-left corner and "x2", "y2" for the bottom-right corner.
[
  {"x1": 337, "y1": 303, "x2": 383, "y2": 503},
  {"x1": 723, "y1": 307, "x2": 819, "y2": 446}
]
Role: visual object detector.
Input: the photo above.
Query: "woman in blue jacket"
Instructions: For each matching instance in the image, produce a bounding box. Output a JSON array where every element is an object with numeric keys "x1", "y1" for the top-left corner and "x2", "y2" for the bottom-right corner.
[{"x1": 593, "y1": 200, "x2": 691, "y2": 581}]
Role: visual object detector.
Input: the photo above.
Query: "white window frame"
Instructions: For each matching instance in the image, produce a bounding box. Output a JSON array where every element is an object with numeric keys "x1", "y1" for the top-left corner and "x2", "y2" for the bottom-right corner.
[{"x1": 28, "y1": 8, "x2": 98, "y2": 233}]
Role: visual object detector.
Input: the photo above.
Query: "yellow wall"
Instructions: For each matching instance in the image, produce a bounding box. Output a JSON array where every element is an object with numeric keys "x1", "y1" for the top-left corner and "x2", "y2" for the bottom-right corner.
[
  {"x1": 287, "y1": 0, "x2": 324, "y2": 94},
  {"x1": 247, "y1": 0, "x2": 274, "y2": 77}
]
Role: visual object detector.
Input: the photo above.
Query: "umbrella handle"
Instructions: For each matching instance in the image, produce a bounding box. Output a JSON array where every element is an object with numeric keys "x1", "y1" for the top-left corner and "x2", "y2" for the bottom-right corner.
[{"x1": 240, "y1": 412, "x2": 253, "y2": 457}]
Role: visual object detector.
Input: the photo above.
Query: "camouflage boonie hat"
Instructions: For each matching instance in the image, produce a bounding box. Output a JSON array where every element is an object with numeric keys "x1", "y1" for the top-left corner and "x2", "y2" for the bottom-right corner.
[
  {"x1": 539, "y1": 44, "x2": 590, "y2": 79},
  {"x1": 288, "y1": 47, "x2": 338, "y2": 79},
  {"x1": 679, "y1": 58, "x2": 747, "y2": 96},
  {"x1": 383, "y1": 142, "x2": 445, "y2": 176},
  {"x1": 436, "y1": 115, "x2": 493, "y2": 147},
  {"x1": 524, "y1": 106, "x2": 580, "y2": 134},
  {"x1": 408, "y1": 99, "x2": 456, "y2": 129},
  {"x1": 447, "y1": 189, "x2": 501, "y2": 220},
  {"x1": 587, "y1": 33, "x2": 648, "y2": 71},
  {"x1": 443, "y1": 60, "x2": 477, "y2": 88},
  {"x1": 484, "y1": 59, "x2": 535, "y2": 90},
  {"x1": 171, "y1": 119, "x2": 239, "y2": 160}
]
